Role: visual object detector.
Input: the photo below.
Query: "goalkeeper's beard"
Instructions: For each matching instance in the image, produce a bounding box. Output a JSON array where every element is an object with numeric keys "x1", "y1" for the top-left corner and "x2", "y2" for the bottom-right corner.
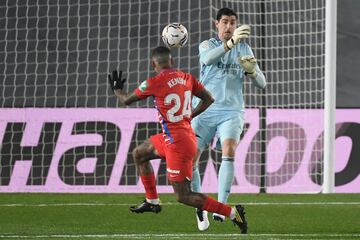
[
  {"x1": 222, "y1": 32, "x2": 232, "y2": 41},
  {"x1": 221, "y1": 35, "x2": 232, "y2": 42}
]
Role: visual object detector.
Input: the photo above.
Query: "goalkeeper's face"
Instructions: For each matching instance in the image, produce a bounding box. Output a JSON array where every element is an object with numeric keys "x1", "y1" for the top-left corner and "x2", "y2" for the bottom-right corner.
[{"x1": 215, "y1": 15, "x2": 237, "y2": 41}]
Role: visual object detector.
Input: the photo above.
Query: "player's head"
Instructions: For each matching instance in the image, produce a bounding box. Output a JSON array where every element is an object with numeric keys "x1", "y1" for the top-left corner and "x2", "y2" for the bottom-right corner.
[
  {"x1": 151, "y1": 46, "x2": 173, "y2": 72},
  {"x1": 215, "y1": 7, "x2": 238, "y2": 41}
]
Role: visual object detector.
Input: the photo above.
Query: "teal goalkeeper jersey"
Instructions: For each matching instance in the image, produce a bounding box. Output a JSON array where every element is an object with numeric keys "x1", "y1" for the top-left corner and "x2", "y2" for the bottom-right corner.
[{"x1": 192, "y1": 37, "x2": 266, "y2": 113}]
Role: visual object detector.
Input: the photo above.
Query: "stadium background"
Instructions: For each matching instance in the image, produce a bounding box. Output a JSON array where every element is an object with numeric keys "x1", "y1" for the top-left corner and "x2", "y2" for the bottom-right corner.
[
  {"x1": 0, "y1": 0, "x2": 359, "y2": 192},
  {"x1": 1, "y1": 0, "x2": 359, "y2": 108},
  {"x1": 0, "y1": 1, "x2": 359, "y2": 239}
]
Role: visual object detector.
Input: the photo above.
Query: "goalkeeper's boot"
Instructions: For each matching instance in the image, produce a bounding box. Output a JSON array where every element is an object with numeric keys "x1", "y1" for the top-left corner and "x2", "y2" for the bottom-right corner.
[
  {"x1": 213, "y1": 213, "x2": 225, "y2": 222},
  {"x1": 196, "y1": 209, "x2": 209, "y2": 231},
  {"x1": 231, "y1": 205, "x2": 248, "y2": 234},
  {"x1": 129, "y1": 200, "x2": 161, "y2": 214}
]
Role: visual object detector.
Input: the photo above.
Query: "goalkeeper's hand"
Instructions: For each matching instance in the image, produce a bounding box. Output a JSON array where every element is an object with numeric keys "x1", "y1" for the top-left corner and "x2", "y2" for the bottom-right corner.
[
  {"x1": 239, "y1": 56, "x2": 257, "y2": 77},
  {"x1": 108, "y1": 70, "x2": 126, "y2": 91},
  {"x1": 226, "y1": 24, "x2": 250, "y2": 50}
]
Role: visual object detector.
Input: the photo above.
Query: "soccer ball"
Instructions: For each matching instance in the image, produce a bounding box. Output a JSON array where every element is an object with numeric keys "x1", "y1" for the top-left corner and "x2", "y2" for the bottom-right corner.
[{"x1": 162, "y1": 23, "x2": 188, "y2": 48}]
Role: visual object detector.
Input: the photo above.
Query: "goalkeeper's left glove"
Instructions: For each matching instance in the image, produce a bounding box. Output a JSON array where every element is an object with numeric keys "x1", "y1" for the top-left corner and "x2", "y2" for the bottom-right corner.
[
  {"x1": 239, "y1": 56, "x2": 257, "y2": 77},
  {"x1": 108, "y1": 70, "x2": 126, "y2": 91}
]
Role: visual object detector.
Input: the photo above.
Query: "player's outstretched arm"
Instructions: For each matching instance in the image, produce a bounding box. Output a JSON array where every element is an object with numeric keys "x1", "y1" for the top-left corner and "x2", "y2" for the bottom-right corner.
[
  {"x1": 108, "y1": 70, "x2": 141, "y2": 105},
  {"x1": 191, "y1": 88, "x2": 214, "y2": 119}
]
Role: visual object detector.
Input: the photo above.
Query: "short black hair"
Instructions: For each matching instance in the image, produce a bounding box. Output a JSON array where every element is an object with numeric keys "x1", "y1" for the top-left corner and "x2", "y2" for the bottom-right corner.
[
  {"x1": 216, "y1": 7, "x2": 238, "y2": 21},
  {"x1": 151, "y1": 46, "x2": 171, "y2": 64},
  {"x1": 152, "y1": 46, "x2": 171, "y2": 58}
]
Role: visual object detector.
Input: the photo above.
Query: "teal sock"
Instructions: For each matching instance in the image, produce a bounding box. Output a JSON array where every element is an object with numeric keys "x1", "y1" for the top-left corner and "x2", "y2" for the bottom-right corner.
[
  {"x1": 218, "y1": 157, "x2": 234, "y2": 203},
  {"x1": 191, "y1": 165, "x2": 201, "y2": 193}
]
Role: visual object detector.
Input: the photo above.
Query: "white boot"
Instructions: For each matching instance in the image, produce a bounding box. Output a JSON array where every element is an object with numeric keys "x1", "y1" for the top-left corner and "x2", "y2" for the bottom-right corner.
[{"x1": 196, "y1": 209, "x2": 209, "y2": 231}]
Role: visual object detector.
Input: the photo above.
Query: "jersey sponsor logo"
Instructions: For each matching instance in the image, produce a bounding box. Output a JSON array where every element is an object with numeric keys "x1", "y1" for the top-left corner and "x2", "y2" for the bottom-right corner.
[
  {"x1": 138, "y1": 80, "x2": 148, "y2": 92},
  {"x1": 166, "y1": 168, "x2": 180, "y2": 175},
  {"x1": 217, "y1": 62, "x2": 241, "y2": 75},
  {"x1": 217, "y1": 62, "x2": 240, "y2": 69}
]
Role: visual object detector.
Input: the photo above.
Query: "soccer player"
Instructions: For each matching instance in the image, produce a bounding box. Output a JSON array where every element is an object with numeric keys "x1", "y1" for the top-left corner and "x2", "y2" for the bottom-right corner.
[
  {"x1": 108, "y1": 46, "x2": 247, "y2": 233},
  {"x1": 191, "y1": 8, "x2": 266, "y2": 231}
]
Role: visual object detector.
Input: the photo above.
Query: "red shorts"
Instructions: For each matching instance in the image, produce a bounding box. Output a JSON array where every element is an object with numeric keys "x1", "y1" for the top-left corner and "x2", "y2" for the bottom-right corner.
[{"x1": 150, "y1": 133, "x2": 197, "y2": 182}]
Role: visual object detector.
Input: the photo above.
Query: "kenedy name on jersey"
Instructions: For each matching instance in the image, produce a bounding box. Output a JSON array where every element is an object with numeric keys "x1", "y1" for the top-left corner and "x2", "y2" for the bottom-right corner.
[{"x1": 167, "y1": 77, "x2": 186, "y2": 88}]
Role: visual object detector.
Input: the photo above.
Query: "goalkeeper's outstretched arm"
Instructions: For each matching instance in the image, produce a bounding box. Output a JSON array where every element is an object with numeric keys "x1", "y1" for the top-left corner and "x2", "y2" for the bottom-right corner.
[
  {"x1": 200, "y1": 43, "x2": 227, "y2": 66},
  {"x1": 200, "y1": 25, "x2": 250, "y2": 66}
]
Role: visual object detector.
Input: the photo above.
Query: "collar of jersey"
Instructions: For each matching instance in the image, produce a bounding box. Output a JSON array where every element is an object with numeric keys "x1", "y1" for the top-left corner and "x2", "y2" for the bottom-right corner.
[
  {"x1": 214, "y1": 35, "x2": 223, "y2": 43},
  {"x1": 160, "y1": 68, "x2": 176, "y2": 73}
]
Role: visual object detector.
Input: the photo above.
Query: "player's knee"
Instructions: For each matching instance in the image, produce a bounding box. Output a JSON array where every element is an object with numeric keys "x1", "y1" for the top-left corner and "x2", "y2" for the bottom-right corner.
[
  {"x1": 221, "y1": 141, "x2": 237, "y2": 157},
  {"x1": 175, "y1": 192, "x2": 190, "y2": 205},
  {"x1": 132, "y1": 148, "x2": 142, "y2": 164},
  {"x1": 173, "y1": 186, "x2": 191, "y2": 204}
]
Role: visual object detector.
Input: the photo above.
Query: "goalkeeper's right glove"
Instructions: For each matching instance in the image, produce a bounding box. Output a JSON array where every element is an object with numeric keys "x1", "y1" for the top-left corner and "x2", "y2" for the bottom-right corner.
[
  {"x1": 226, "y1": 24, "x2": 250, "y2": 50},
  {"x1": 108, "y1": 70, "x2": 126, "y2": 91}
]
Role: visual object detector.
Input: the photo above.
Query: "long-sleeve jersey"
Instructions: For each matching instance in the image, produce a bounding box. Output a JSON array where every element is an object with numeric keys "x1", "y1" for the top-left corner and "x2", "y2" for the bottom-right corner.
[{"x1": 192, "y1": 37, "x2": 266, "y2": 113}]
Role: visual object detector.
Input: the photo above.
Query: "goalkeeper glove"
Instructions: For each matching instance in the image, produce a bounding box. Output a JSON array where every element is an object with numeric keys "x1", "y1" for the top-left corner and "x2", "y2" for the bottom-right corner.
[
  {"x1": 239, "y1": 56, "x2": 257, "y2": 77},
  {"x1": 226, "y1": 25, "x2": 250, "y2": 49},
  {"x1": 108, "y1": 70, "x2": 126, "y2": 91}
]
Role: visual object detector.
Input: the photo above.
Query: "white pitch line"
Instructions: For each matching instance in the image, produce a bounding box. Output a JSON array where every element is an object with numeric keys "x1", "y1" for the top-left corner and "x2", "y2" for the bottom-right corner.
[
  {"x1": 0, "y1": 233, "x2": 360, "y2": 239},
  {"x1": 0, "y1": 201, "x2": 359, "y2": 207}
]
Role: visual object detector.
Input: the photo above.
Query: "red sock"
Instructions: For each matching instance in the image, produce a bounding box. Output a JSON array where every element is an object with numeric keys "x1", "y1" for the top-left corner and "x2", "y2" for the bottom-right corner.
[
  {"x1": 140, "y1": 173, "x2": 158, "y2": 200},
  {"x1": 202, "y1": 196, "x2": 232, "y2": 217}
]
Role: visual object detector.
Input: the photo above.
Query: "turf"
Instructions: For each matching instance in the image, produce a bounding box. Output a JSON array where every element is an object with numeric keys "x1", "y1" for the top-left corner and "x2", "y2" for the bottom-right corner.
[{"x1": 0, "y1": 193, "x2": 359, "y2": 239}]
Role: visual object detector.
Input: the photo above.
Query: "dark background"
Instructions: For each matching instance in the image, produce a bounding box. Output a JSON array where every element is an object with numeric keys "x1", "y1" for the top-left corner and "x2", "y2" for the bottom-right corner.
[
  {"x1": 337, "y1": 0, "x2": 360, "y2": 107},
  {"x1": 0, "y1": 0, "x2": 358, "y2": 108}
]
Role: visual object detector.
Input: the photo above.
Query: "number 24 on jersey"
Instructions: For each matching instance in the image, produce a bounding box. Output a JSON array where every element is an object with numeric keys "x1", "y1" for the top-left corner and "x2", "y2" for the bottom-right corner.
[{"x1": 165, "y1": 90, "x2": 191, "y2": 123}]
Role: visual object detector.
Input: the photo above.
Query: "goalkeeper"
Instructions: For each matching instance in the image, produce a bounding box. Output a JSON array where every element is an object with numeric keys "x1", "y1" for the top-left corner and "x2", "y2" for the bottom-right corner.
[{"x1": 191, "y1": 7, "x2": 266, "y2": 231}]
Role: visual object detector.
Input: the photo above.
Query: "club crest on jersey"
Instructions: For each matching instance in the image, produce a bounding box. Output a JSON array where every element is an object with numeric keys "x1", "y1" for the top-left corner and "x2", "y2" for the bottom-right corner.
[
  {"x1": 201, "y1": 41, "x2": 209, "y2": 49},
  {"x1": 138, "y1": 81, "x2": 148, "y2": 92}
]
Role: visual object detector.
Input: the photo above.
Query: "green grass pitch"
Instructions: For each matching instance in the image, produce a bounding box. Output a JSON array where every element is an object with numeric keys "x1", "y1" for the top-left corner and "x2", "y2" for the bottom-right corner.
[{"x1": 0, "y1": 193, "x2": 359, "y2": 239}]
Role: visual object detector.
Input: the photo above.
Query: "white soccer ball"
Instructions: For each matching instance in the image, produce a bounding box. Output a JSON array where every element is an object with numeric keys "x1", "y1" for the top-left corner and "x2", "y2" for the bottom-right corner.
[{"x1": 162, "y1": 23, "x2": 188, "y2": 48}]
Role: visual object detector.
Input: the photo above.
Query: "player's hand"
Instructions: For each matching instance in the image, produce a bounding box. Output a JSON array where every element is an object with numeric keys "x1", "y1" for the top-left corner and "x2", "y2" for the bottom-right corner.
[
  {"x1": 108, "y1": 70, "x2": 126, "y2": 91},
  {"x1": 239, "y1": 56, "x2": 257, "y2": 77},
  {"x1": 226, "y1": 25, "x2": 250, "y2": 49}
]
